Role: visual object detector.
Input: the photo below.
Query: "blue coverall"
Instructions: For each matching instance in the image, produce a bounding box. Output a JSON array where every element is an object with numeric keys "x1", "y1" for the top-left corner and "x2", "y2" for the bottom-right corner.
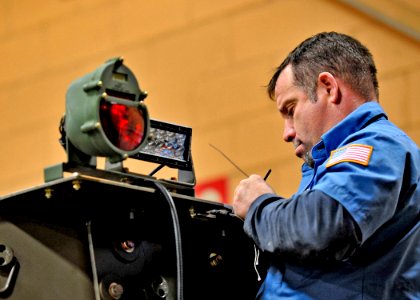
[{"x1": 244, "y1": 102, "x2": 420, "y2": 299}]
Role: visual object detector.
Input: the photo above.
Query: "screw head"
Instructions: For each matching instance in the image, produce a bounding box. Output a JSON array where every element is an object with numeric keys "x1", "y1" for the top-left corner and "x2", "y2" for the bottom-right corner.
[
  {"x1": 108, "y1": 282, "x2": 124, "y2": 300},
  {"x1": 0, "y1": 244, "x2": 14, "y2": 267},
  {"x1": 121, "y1": 240, "x2": 135, "y2": 253}
]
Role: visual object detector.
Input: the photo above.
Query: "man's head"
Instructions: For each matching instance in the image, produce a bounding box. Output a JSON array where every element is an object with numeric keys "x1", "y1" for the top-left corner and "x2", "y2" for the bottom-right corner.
[
  {"x1": 268, "y1": 32, "x2": 379, "y2": 102},
  {"x1": 268, "y1": 32, "x2": 379, "y2": 166}
]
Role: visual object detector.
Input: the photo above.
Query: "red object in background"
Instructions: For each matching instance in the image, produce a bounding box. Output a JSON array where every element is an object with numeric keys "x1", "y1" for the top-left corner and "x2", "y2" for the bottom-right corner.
[{"x1": 195, "y1": 177, "x2": 229, "y2": 203}]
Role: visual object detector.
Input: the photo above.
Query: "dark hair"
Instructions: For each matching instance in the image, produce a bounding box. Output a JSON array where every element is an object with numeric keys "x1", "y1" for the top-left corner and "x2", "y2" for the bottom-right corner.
[{"x1": 267, "y1": 32, "x2": 379, "y2": 102}]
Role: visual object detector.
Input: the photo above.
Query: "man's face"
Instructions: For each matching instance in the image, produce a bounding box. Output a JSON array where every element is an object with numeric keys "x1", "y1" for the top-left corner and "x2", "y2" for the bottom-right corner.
[{"x1": 274, "y1": 65, "x2": 327, "y2": 167}]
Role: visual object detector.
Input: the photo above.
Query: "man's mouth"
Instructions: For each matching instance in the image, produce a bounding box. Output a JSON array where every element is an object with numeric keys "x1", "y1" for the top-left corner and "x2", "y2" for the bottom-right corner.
[{"x1": 293, "y1": 140, "x2": 304, "y2": 158}]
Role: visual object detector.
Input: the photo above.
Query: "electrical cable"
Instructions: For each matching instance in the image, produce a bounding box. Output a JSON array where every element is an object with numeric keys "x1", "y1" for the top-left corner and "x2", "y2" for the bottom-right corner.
[
  {"x1": 151, "y1": 181, "x2": 184, "y2": 300},
  {"x1": 86, "y1": 221, "x2": 101, "y2": 300}
]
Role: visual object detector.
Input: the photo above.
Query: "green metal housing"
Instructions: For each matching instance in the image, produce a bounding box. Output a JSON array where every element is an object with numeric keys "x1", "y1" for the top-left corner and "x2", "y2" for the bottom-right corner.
[{"x1": 64, "y1": 57, "x2": 149, "y2": 163}]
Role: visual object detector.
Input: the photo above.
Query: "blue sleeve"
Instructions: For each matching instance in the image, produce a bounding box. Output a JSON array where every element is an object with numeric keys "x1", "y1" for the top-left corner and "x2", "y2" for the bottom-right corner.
[
  {"x1": 314, "y1": 125, "x2": 419, "y2": 243},
  {"x1": 244, "y1": 190, "x2": 361, "y2": 261}
]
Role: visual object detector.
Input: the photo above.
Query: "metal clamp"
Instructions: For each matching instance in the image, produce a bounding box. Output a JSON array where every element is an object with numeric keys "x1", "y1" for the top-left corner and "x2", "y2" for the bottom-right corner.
[{"x1": 0, "y1": 244, "x2": 18, "y2": 294}]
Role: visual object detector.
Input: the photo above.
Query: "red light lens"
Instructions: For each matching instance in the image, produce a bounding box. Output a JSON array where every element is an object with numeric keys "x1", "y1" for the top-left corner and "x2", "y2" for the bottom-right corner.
[{"x1": 100, "y1": 100, "x2": 146, "y2": 151}]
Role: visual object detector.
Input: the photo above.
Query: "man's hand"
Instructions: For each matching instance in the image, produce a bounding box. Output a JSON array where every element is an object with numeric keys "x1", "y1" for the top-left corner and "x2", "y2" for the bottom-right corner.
[{"x1": 233, "y1": 174, "x2": 274, "y2": 220}]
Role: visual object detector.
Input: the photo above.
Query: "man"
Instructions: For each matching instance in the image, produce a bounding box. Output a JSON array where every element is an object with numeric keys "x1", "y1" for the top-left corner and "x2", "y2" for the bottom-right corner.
[{"x1": 233, "y1": 32, "x2": 419, "y2": 299}]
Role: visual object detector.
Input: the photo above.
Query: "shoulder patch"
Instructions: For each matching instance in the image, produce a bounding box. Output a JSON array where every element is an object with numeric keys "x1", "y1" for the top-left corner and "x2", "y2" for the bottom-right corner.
[{"x1": 326, "y1": 144, "x2": 373, "y2": 168}]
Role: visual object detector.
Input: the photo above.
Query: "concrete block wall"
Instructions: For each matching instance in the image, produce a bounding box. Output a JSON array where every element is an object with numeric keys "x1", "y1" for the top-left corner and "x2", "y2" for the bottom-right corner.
[{"x1": 0, "y1": 0, "x2": 419, "y2": 202}]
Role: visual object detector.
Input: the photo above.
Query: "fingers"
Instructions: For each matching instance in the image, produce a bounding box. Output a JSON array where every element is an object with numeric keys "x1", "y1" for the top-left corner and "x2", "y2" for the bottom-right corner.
[{"x1": 233, "y1": 174, "x2": 273, "y2": 220}]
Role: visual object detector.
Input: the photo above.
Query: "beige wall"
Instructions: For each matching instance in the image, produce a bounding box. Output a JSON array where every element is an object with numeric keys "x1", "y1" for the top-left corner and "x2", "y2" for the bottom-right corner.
[{"x1": 1, "y1": 0, "x2": 419, "y2": 201}]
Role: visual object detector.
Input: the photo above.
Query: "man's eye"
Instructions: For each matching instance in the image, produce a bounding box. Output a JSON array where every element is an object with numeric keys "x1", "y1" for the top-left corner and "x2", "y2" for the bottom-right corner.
[{"x1": 280, "y1": 103, "x2": 296, "y2": 118}]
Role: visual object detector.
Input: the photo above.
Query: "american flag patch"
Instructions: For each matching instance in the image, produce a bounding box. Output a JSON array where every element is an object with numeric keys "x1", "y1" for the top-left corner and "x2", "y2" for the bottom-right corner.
[{"x1": 326, "y1": 144, "x2": 373, "y2": 168}]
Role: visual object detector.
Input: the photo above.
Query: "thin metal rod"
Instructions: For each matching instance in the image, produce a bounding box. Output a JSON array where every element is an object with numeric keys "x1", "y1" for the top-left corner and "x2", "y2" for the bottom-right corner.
[{"x1": 209, "y1": 144, "x2": 249, "y2": 177}]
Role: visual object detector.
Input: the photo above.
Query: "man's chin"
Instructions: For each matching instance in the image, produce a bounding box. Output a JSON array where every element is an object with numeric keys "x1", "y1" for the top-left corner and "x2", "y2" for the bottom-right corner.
[
  {"x1": 303, "y1": 152, "x2": 314, "y2": 168},
  {"x1": 294, "y1": 144, "x2": 314, "y2": 167}
]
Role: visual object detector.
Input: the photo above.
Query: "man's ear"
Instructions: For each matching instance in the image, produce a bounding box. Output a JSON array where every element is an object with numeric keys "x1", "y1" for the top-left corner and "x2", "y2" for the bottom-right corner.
[{"x1": 317, "y1": 72, "x2": 340, "y2": 104}]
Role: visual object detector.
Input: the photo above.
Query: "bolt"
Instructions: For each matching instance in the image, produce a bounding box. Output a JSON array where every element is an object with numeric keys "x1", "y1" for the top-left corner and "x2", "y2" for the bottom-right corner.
[
  {"x1": 209, "y1": 252, "x2": 223, "y2": 267},
  {"x1": 45, "y1": 188, "x2": 53, "y2": 199},
  {"x1": 0, "y1": 244, "x2": 14, "y2": 267},
  {"x1": 189, "y1": 206, "x2": 196, "y2": 218},
  {"x1": 120, "y1": 177, "x2": 129, "y2": 183},
  {"x1": 72, "y1": 180, "x2": 81, "y2": 191},
  {"x1": 108, "y1": 282, "x2": 124, "y2": 300},
  {"x1": 121, "y1": 240, "x2": 135, "y2": 253}
]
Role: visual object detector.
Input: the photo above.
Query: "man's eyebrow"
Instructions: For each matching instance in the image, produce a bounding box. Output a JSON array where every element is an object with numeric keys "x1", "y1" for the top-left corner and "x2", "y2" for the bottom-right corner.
[{"x1": 278, "y1": 98, "x2": 295, "y2": 115}]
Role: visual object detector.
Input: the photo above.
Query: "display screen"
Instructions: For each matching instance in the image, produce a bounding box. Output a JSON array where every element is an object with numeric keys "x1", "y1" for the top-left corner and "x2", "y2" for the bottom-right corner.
[
  {"x1": 131, "y1": 119, "x2": 192, "y2": 169},
  {"x1": 141, "y1": 128, "x2": 187, "y2": 161}
]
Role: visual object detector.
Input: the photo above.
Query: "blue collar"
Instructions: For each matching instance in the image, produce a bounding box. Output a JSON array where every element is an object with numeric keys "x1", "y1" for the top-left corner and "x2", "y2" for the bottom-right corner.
[{"x1": 311, "y1": 102, "x2": 387, "y2": 163}]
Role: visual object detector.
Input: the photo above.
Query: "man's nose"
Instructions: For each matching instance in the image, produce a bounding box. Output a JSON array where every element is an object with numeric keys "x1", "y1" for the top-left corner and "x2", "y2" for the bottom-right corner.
[{"x1": 283, "y1": 119, "x2": 296, "y2": 142}]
